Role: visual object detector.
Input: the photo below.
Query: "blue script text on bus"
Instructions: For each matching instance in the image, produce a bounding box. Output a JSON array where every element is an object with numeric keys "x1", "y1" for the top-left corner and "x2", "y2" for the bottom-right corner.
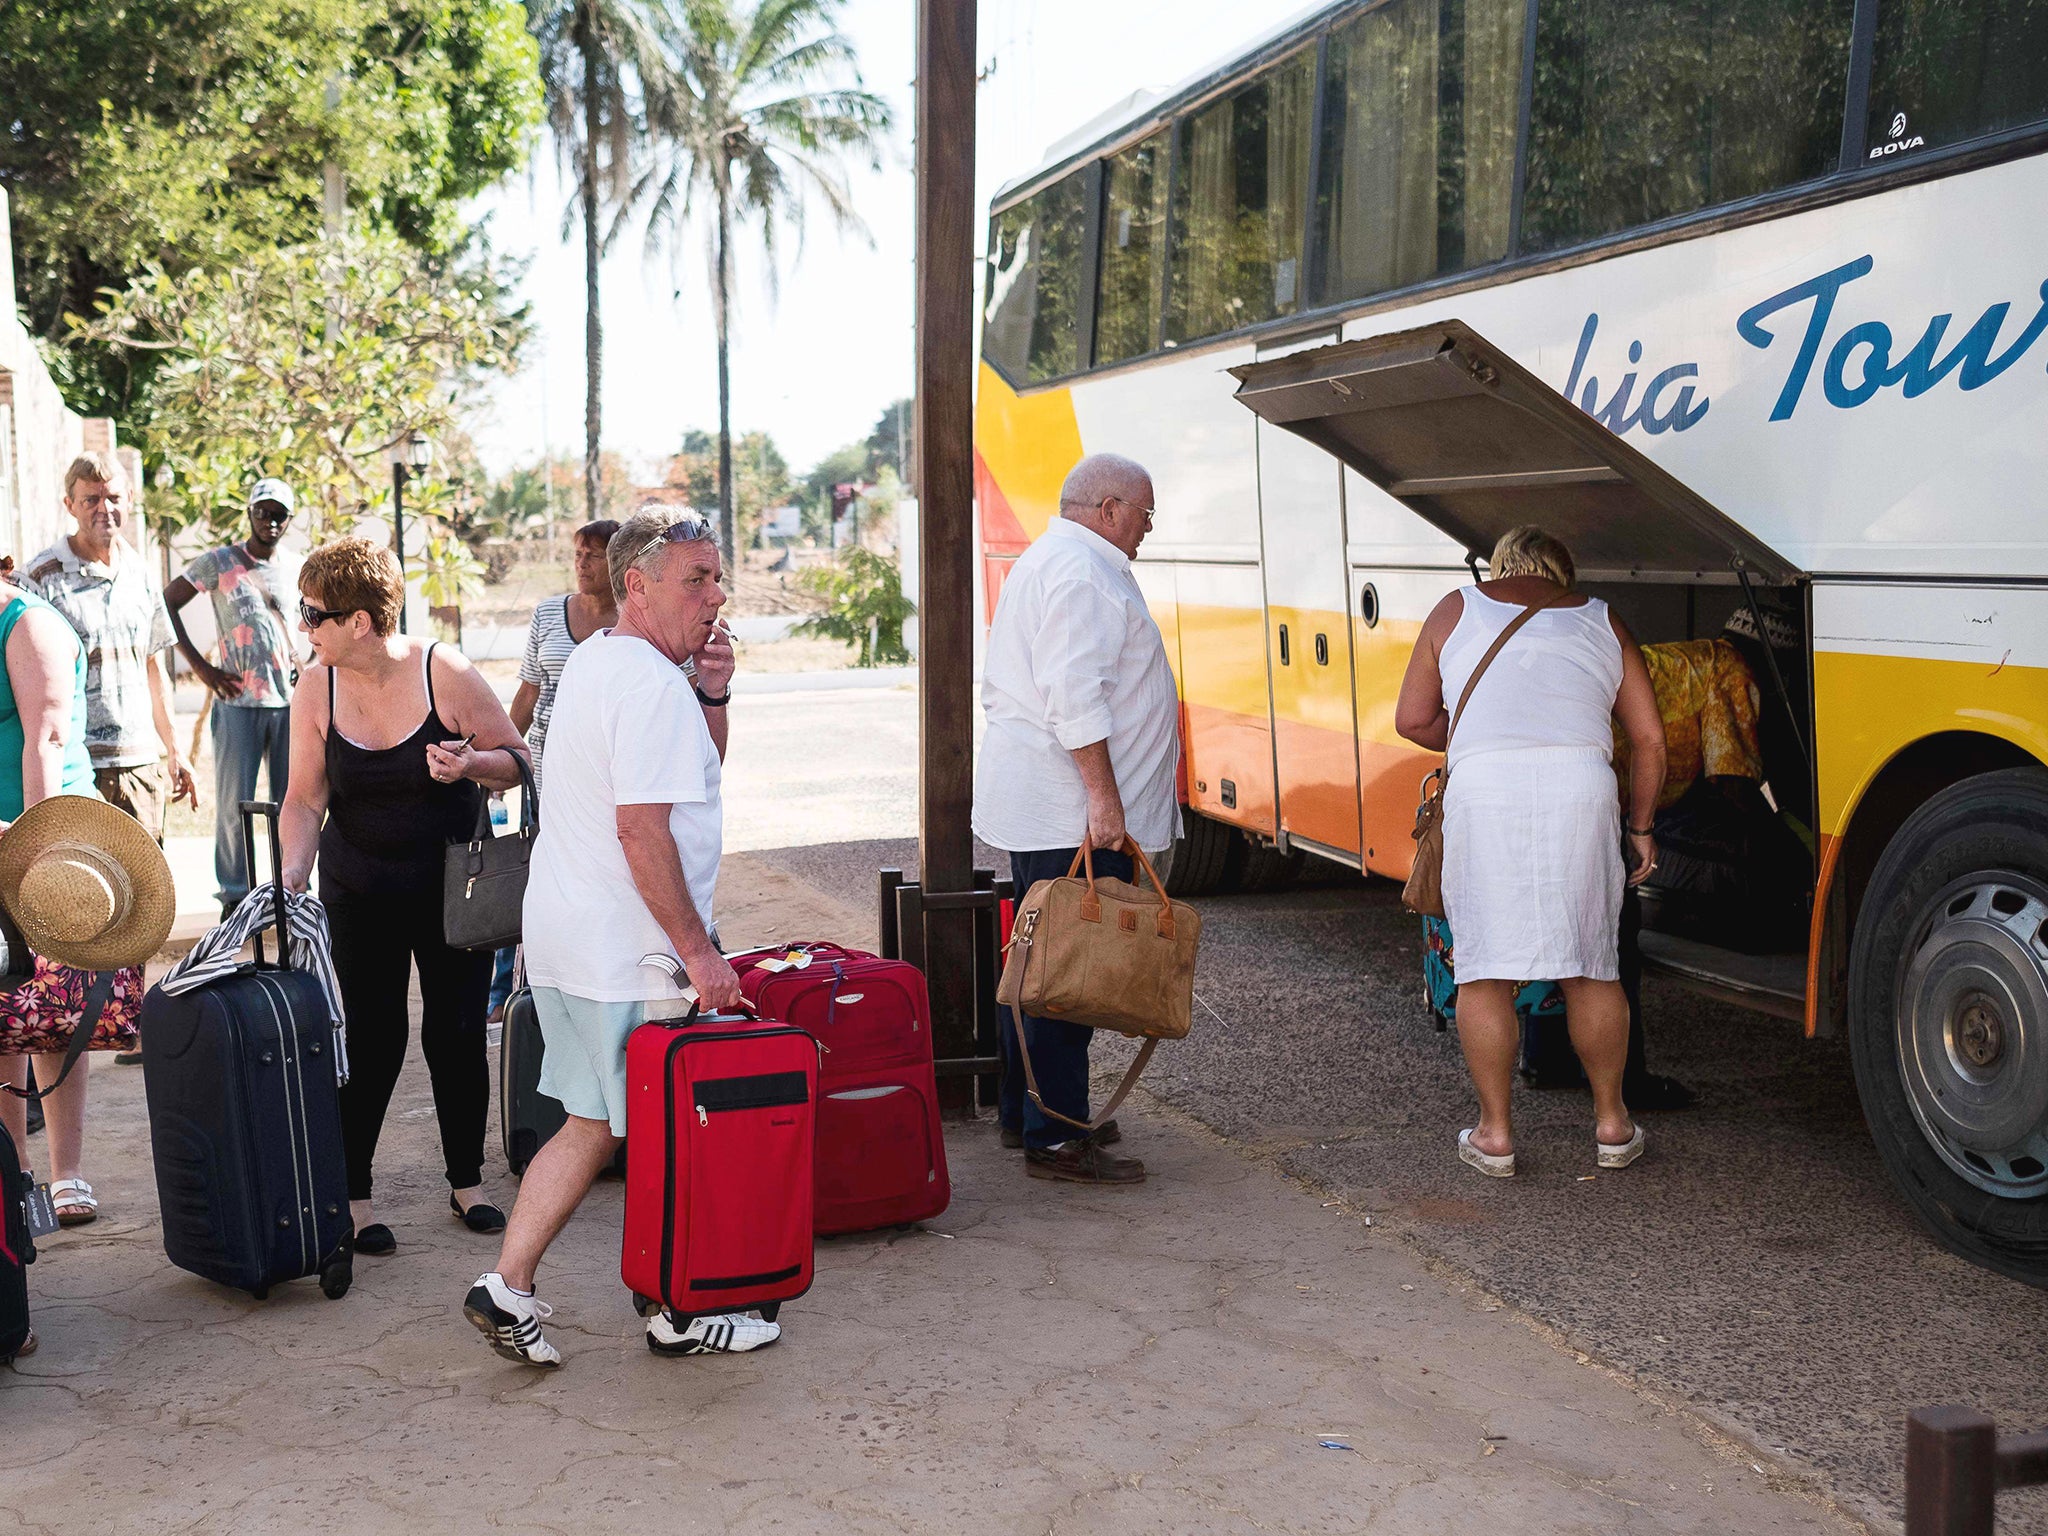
[
  {"x1": 1562, "y1": 314, "x2": 1711, "y2": 436},
  {"x1": 1736, "y1": 256, "x2": 2048, "y2": 422}
]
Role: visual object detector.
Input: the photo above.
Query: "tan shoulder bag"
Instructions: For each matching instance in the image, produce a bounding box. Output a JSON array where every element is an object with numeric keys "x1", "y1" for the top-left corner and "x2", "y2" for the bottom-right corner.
[
  {"x1": 996, "y1": 837, "x2": 1201, "y2": 1133},
  {"x1": 1402, "y1": 591, "x2": 1574, "y2": 917}
]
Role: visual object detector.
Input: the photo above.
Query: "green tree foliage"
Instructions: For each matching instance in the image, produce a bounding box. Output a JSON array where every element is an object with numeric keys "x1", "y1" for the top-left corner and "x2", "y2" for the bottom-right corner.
[
  {"x1": 73, "y1": 232, "x2": 527, "y2": 538},
  {"x1": 790, "y1": 545, "x2": 913, "y2": 667},
  {"x1": 670, "y1": 426, "x2": 791, "y2": 547},
  {"x1": 635, "y1": 0, "x2": 893, "y2": 565},
  {"x1": 483, "y1": 451, "x2": 639, "y2": 534},
  {"x1": 1, "y1": 0, "x2": 543, "y2": 416}
]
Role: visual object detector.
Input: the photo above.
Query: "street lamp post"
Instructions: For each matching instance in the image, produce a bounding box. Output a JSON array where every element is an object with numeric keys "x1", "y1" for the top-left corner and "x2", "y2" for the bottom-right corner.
[{"x1": 391, "y1": 429, "x2": 432, "y2": 633}]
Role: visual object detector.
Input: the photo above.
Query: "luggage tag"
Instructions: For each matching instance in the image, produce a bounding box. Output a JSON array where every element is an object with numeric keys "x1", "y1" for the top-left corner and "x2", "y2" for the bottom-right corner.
[
  {"x1": 753, "y1": 949, "x2": 815, "y2": 974},
  {"x1": 23, "y1": 1181, "x2": 58, "y2": 1240}
]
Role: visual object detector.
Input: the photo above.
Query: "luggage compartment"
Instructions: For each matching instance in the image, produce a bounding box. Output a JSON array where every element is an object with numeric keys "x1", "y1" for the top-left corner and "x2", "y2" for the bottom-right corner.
[{"x1": 1229, "y1": 319, "x2": 1819, "y2": 1020}]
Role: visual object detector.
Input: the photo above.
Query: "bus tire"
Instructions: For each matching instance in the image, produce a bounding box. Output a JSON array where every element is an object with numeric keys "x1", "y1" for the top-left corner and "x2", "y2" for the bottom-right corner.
[
  {"x1": 1230, "y1": 835, "x2": 1306, "y2": 894},
  {"x1": 1848, "y1": 767, "x2": 2048, "y2": 1289},
  {"x1": 1163, "y1": 810, "x2": 1233, "y2": 897}
]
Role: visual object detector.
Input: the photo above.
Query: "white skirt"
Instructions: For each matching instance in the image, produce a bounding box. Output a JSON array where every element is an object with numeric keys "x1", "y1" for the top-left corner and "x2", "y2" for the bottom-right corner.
[{"x1": 1440, "y1": 746, "x2": 1624, "y2": 983}]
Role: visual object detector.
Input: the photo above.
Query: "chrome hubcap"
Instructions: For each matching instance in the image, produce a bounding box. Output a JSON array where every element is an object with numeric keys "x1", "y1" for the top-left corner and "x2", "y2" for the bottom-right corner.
[{"x1": 1898, "y1": 877, "x2": 2048, "y2": 1198}]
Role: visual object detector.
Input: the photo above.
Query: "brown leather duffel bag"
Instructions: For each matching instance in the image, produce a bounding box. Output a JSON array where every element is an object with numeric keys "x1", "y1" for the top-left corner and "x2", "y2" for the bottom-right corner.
[{"x1": 996, "y1": 837, "x2": 1200, "y2": 1132}]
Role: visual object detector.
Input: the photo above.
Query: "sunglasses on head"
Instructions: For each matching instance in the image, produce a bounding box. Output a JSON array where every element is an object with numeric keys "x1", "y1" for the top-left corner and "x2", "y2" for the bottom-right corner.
[
  {"x1": 299, "y1": 599, "x2": 350, "y2": 628},
  {"x1": 661, "y1": 515, "x2": 716, "y2": 545}
]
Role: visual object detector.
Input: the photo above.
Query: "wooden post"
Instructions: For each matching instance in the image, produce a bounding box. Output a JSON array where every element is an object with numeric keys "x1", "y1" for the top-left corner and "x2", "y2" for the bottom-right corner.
[
  {"x1": 914, "y1": 0, "x2": 979, "y2": 1115},
  {"x1": 1907, "y1": 1407, "x2": 1996, "y2": 1536}
]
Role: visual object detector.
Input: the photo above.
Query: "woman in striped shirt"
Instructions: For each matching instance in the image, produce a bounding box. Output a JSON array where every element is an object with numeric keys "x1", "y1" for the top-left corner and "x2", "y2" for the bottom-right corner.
[
  {"x1": 490, "y1": 519, "x2": 618, "y2": 1023},
  {"x1": 509, "y1": 518, "x2": 620, "y2": 785}
]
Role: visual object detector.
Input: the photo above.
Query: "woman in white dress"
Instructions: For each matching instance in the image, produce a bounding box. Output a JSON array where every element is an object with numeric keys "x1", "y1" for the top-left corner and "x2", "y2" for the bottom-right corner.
[{"x1": 1396, "y1": 527, "x2": 1667, "y2": 1177}]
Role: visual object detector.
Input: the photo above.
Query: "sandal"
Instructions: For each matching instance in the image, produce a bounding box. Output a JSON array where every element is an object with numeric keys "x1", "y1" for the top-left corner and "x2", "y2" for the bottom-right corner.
[
  {"x1": 1457, "y1": 1129, "x2": 1516, "y2": 1179},
  {"x1": 1597, "y1": 1124, "x2": 1646, "y2": 1169},
  {"x1": 49, "y1": 1178, "x2": 98, "y2": 1227}
]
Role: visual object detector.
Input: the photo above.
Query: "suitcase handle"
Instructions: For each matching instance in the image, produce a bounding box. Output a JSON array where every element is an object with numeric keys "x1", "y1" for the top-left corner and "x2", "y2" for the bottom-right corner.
[
  {"x1": 679, "y1": 999, "x2": 760, "y2": 1027},
  {"x1": 239, "y1": 800, "x2": 291, "y2": 971}
]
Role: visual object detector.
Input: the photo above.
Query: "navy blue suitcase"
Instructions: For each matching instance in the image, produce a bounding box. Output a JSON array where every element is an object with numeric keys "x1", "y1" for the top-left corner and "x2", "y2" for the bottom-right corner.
[
  {"x1": 1, "y1": 1120, "x2": 33, "y2": 1361},
  {"x1": 140, "y1": 804, "x2": 352, "y2": 1300}
]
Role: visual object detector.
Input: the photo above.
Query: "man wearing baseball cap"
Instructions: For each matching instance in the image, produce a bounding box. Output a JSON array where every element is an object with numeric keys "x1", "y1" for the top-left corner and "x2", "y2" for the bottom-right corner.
[{"x1": 164, "y1": 478, "x2": 301, "y2": 913}]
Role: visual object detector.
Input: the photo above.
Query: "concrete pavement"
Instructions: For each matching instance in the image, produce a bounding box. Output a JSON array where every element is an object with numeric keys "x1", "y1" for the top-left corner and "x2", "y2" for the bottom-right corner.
[{"x1": 2, "y1": 851, "x2": 1865, "y2": 1535}]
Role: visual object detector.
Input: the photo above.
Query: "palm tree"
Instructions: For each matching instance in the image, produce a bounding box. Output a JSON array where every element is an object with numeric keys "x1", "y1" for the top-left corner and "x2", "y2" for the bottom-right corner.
[
  {"x1": 527, "y1": 0, "x2": 677, "y2": 518},
  {"x1": 637, "y1": 0, "x2": 892, "y2": 565}
]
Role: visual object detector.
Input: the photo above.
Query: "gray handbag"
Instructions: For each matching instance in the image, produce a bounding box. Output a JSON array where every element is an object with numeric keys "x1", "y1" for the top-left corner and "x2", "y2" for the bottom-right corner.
[{"x1": 443, "y1": 753, "x2": 538, "y2": 951}]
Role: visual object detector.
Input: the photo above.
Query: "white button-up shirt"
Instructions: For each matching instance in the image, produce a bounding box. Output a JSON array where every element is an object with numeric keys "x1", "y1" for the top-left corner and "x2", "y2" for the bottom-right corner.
[{"x1": 972, "y1": 516, "x2": 1182, "y2": 854}]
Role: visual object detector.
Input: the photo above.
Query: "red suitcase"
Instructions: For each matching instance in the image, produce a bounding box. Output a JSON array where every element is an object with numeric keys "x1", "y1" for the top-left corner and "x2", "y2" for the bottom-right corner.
[
  {"x1": 622, "y1": 1005, "x2": 817, "y2": 1320},
  {"x1": 744, "y1": 949, "x2": 950, "y2": 1236}
]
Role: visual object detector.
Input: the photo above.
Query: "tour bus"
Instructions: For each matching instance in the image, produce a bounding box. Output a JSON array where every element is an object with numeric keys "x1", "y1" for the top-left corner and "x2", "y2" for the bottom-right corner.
[{"x1": 974, "y1": 0, "x2": 2048, "y2": 1286}]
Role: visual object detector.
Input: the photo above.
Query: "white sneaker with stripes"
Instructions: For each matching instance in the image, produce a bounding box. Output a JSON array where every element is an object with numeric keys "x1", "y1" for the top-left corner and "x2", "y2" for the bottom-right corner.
[
  {"x1": 646, "y1": 1309, "x2": 782, "y2": 1356},
  {"x1": 463, "y1": 1272, "x2": 562, "y2": 1367}
]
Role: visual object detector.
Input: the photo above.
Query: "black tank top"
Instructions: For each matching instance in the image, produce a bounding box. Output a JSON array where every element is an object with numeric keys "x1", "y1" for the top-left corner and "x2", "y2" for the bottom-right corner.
[{"x1": 319, "y1": 643, "x2": 482, "y2": 897}]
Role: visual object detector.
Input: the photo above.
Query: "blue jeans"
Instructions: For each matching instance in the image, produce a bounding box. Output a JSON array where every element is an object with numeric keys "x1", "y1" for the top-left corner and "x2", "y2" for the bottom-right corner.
[
  {"x1": 1000, "y1": 845, "x2": 1134, "y2": 1151},
  {"x1": 488, "y1": 947, "x2": 517, "y2": 1014},
  {"x1": 212, "y1": 704, "x2": 292, "y2": 908}
]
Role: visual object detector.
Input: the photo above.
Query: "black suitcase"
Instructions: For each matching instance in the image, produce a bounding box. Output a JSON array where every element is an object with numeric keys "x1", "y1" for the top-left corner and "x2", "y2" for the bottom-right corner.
[
  {"x1": 500, "y1": 985, "x2": 625, "y2": 1176},
  {"x1": 1, "y1": 1120, "x2": 33, "y2": 1362},
  {"x1": 141, "y1": 803, "x2": 352, "y2": 1300}
]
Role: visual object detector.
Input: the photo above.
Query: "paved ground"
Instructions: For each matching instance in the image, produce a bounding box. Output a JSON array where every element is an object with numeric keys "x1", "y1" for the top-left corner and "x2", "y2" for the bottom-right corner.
[
  {"x1": 1, "y1": 854, "x2": 1863, "y2": 1536},
  {"x1": 755, "y1": 834, "x2": 2048, "y2": 1534}
]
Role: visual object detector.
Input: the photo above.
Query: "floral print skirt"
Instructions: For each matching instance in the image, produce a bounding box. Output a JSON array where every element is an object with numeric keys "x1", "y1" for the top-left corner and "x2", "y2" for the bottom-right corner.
[{"x1": 0, "y1": 958, "x2": 145, "y2": 1055}]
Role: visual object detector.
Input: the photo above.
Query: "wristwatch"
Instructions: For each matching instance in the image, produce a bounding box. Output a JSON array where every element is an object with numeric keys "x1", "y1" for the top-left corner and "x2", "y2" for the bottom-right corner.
[
  {"x1": 693, "y1": 684, "x2": 731, "y2": 708},
  {"x1": 1626, "y1": 823, "x2": 1654, "y2": 837}
]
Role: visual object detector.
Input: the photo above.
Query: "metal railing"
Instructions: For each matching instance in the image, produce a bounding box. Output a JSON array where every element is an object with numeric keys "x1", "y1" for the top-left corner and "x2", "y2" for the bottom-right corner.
[{"x1": 1908, "y1": 1407, "x2": 2048, "y2": 1535}]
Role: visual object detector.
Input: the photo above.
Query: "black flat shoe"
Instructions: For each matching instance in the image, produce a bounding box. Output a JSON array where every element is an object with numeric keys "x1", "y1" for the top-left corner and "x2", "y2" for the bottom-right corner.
[
  {"x1": 353, "y1": 1223, "x2": 396, "y2": 1256},
  {"x1": 451, "y1": 1194, "x2": 507, "y2": 1234}
]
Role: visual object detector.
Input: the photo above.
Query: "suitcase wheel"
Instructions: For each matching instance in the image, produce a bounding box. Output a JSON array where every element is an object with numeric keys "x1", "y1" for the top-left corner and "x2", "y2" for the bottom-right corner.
[
  {"x1": 759, "y1": 1302, "x2": 780, "y2": 1324},
  {"x1": 320, "y1": 1255, "x2": 353, "y2": 1300},
  {"x1": 250, "y1": 1286, "x2": 269, "y2": 1302},
  {"x1": 630, "y1": 1291, "x2": 657, "y2": 1317}
]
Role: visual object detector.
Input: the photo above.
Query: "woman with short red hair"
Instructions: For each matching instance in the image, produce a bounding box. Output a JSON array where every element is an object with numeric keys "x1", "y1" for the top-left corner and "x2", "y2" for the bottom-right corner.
[{"x1": 278, "y1": 537, "x2": 529, "y2": 1257}]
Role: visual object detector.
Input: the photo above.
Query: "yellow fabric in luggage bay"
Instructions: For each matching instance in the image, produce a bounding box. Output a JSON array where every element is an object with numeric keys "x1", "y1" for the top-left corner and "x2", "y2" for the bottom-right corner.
[{"x1": 1614, "y1": 639, "x2": 1763, "y2": 808}]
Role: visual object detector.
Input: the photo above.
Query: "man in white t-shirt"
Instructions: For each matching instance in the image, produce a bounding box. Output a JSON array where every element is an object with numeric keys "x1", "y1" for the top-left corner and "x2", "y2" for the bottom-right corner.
[{"x1": 463, "y1": 509, "x2": 768, "y2": 1368}]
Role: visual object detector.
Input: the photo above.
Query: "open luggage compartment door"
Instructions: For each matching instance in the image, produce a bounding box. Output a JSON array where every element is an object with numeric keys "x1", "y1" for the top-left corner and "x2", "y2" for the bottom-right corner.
[{"x1": 1228, "y1": 321, "x2": 1799, "y2": 586}]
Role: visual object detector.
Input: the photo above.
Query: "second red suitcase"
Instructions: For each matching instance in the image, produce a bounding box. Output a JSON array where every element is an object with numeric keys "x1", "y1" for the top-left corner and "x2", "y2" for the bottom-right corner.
[
  {"x1": 622, "y1": 1005, "x2": 816, "y2": 1320},
  {"x1": 746, "y1": 951, "x2": 950, "y2": 1235}
]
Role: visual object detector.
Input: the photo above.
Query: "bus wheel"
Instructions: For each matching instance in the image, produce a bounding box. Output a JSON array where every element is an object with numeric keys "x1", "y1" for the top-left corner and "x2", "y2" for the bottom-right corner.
[
  {"x1": 1164, "y1": 811, "x2": 1234, "y2": 897},
  {"x1": 1849, "y1": 767, "x2": 2048, "y2": 1288},
  {"x1": 1230, "y1": 835, "x2": 1306, "y2": 894}
]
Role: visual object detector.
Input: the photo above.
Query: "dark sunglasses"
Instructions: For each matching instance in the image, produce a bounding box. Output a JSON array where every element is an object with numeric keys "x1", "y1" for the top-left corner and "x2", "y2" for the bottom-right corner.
[
  {"x1": 661, "y1": 515, "x2": 716, "y2": 545},
  {"x1": 299, "y1": 599, "x2": 350, "y2": 628}
]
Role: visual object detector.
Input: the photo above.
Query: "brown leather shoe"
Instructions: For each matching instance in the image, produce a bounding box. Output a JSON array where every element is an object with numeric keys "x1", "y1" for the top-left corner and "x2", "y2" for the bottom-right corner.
[
  {"x1": 1026, "y1": 1141, "x2": 1146, "y2": 1184},
  {"x1": 999, "y1": 1124, "x2": 1024, "y2": 1150},
  {"x1": 1090, "y1": 1119, "x2": 1122, "y2": 1146}
]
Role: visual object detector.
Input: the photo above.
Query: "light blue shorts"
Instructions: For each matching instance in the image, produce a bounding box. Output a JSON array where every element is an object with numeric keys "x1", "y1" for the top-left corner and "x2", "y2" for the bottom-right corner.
[{"x1": 532, "y1": 988, "x2": 647, "y2": 1137}]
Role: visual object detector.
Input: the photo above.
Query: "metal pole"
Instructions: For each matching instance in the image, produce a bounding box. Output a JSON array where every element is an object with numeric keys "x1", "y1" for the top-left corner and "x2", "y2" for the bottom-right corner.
[
  {"x1": 914, "y1": 0, "x2": 978, "y2": 1115},
  {"x1": 392, "y1": 462, "x2": 409, "y2": 635},
  {"x1": 1906, "y1": 1407, "x2": 1996, "y2": 1536}
]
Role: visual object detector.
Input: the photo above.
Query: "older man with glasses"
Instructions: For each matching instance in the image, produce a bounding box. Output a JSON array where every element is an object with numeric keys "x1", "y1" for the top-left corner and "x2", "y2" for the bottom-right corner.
[
  {"x1": 464, "y1": 508, "x2": 763, "y2": 1368},
  {"x1": 972, "y1": 451, "x2": 1181, "y2": 1185}
]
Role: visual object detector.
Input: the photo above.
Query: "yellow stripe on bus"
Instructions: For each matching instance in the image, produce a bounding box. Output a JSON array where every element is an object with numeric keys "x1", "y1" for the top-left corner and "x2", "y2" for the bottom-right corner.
[
  {"x1": 1816, "y1": 649, "x2": 2048, "y2": 836},
  {"x1": 974, "y1": 364, "x2": 1079, "y2": 543}
]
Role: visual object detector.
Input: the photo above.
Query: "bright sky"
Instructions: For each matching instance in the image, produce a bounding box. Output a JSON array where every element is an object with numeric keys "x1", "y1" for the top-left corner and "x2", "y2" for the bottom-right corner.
[{"x1": 464, "y1": 0, "x2": 1310, "y2": 484}]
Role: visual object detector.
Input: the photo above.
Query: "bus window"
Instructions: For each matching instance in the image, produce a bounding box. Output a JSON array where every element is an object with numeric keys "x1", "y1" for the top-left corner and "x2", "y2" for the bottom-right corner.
[
  {"x1": 1165, "y1": 48, "x2": 1316, "y2": 347},
  {"x1": 1867, "y1": 0, "x2": 2048, "y2": 155},
  {"x1": 1521, "y1": 0, "x2": 1853, "y2": 253},
  {"x1": 983, "y1": 170, "x2": 1091, "y2": 384},
  {"x1": 1096, "y1": 130, "x2": 1170, "y2": 365},
  {"x1": 1314, "y1": 0, "x2": 1525, "y2": 305}
]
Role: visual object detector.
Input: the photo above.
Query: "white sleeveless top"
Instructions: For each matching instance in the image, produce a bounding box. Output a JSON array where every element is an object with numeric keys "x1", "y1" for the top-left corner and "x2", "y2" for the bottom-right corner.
[{"x1": 1438, "y1": 588, "x2": 1624, "y2": 769}]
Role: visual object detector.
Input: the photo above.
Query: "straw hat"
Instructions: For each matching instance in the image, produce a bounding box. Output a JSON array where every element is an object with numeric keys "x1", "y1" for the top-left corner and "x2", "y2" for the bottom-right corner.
[{"x1": 0, "y1": 795, "x2": 177, "y2": 970}]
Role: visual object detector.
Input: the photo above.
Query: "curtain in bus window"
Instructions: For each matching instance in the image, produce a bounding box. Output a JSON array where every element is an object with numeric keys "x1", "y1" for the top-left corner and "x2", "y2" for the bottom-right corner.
[
  {"x1": 1096, "y1": 131, "x2": 1169, "y2": 365},
  {"x1": 1165, "y1": 50, "x2": 1315, "y2": 345},
  {"x1": 1868, "y1": 0, "x2": 2048, "y2": 156},
  {"x1": 981, "y1": 172, "x2": 1090, "y2": 384},
  {"x1": 1522, "y1": 0, "x2": 1853, "y2": 254},
  {"x1": 1315, "y1": 0, "x2": 1525, "y2": 305}
]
